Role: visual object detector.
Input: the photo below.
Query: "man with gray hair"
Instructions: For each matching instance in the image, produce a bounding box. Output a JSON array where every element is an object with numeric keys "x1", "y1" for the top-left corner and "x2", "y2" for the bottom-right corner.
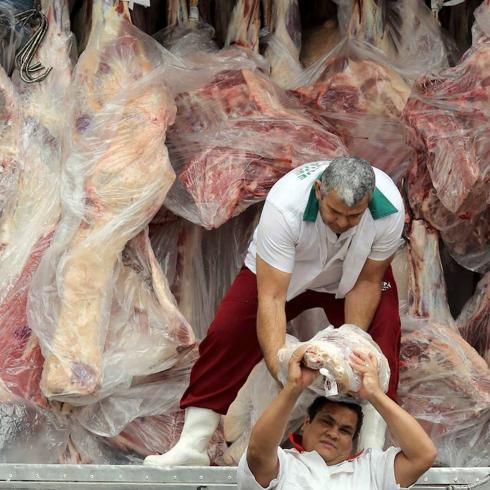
[{"x1": 145, "y1": 157, "x2": 405, "y2": 467}]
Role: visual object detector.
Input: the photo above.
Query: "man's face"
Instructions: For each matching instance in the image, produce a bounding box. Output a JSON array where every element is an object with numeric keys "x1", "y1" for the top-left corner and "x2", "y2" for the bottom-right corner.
[
  {"x1": 301, "y1": 402, "x2": 357, "y2": 465},
  {"x1": 314, "y1": 182, "x2": 369, "y2": 234}
]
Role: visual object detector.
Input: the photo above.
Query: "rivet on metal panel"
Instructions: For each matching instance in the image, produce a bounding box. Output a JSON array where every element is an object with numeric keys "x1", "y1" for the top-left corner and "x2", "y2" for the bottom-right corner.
[
  {"x1": 423, "y1": 477, "x2": 428, "y2": 482},
  {"x1": 228, "y1": 475, "x2": 232, "y2": 480},
  {"x1": 454, "y1": 477, "x2": 458, "y2": 482},
  {"x1": 173, "y1": 475, "x2": 177, "y2": 480},
  {"x1": 145, "y1": 475, "x2": 149, "y2": 480},
  {"x1": 90, "y1": 474, "x2": 94, "y2": 479},
  {"x1": 119, "y1": 474, "x2": 123, "y2": 479},
  {"x1": 199, "y1": 475, "x2": 204, "y2": 480},
  {"x1": 8, "y1": 474, "x2": 12, "y2": 479},
  {"x1": 63, "y1": 474, "x2": 67, "y2": 479},
  {"x1": 35, "y1": 474, "x2": 40, "y2": 479}
]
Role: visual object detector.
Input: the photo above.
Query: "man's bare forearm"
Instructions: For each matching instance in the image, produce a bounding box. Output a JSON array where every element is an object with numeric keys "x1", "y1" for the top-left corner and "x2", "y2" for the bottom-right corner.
[
  {"x1": 368, "y1": 390, "x2": 437, "y2": 466},
  {"x1": 257, "y1": 297, "x2": 287, "y2": 381},
  {"x1": 344, "y1": 280, "x2": 381, "y2": 330}
]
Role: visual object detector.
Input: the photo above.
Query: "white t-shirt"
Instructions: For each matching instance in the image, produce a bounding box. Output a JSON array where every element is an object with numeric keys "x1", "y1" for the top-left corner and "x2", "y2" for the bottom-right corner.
[
  {"x1": 238, "y1": 446, "x2": 406, "y2": 490},
  {"x1": 244, "y1": 161, "x2": 405, "y2": 300}
]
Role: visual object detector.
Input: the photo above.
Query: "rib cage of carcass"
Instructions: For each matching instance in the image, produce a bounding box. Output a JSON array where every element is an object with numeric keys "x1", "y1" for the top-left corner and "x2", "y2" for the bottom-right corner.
[
  {"x1": 397, "y1": 220, "x2": 490, "y2": 467},
  {"x1": 403, "y1": 0, "x2": 490, "y2": 273},
  {"x1": 27, "y1": 0, "x2": 195, "y2": 404}
]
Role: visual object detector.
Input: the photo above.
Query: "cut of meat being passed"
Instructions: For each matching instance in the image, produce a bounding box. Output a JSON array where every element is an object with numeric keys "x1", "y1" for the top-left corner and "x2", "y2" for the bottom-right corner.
[
  {"x1": 165, "y1": 67, "x2": 346, "y2": 229},
  {"x1": 28, "y1": 0, "x2": 178, "y2": 400},
  {"x1": 397, "y1": 220, "x2": 490, "y2": 467}
]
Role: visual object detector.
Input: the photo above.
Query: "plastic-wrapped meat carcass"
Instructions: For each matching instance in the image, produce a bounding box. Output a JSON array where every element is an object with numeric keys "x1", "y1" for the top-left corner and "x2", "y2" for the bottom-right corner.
[
  {"x1": 0, "y1": 66, "x2": 20, "y2": 222},
  {"x1": 404, "y1": 0, "x2": 490, "y2": 215},
  {"x1": 0, "y1": 0, "x2": 73, "y2": 406},
  {"x1": 225, "y1": 0, "x2": 260, "y2": 52},
  {"x1": 291, "y1": 0, "x2": 450, "y2": 183},
  {"x1": 27, "y1": 0, "x2": 185, "y2": 402},
  {"x1": 397, "y1": 220, "x2": 490, "y2": 467},
  {"x1": 457, "y1": 273, "x2": 490, "y2": 366},
  {"x1": 403, "y1": 1, "x2": 489, "y2": 273},
  {"x1": 165, "y1": 65, "x2": 346, "y2": 229}
]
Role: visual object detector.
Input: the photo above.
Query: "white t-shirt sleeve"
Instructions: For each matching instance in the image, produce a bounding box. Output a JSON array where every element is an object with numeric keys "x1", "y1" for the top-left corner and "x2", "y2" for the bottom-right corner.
[
  {"x1": 255, "y1": 201, "x2": 296, "y2": 274},
  {"x1": 369, "y1": 212, "x2": 405, "y2": 262},
  {"x1": 370, "y1": 446, "x2": 416, "y2": 490},
  {"x1": 237, "y1": 447, "x2": 288, "y2": 490}
]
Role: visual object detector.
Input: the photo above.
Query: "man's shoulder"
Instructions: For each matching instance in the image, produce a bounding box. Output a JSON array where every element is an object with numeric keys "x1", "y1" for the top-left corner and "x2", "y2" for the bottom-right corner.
[
  {"x1": 373, "y1": 168, "x2": 404, "y2": 213},
  {"x1": 267, "y1": 161, "x2": 330, "y2": 211}
]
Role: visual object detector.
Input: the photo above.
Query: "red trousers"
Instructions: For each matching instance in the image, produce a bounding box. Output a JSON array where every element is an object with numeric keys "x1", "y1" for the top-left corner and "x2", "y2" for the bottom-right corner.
[{"x1": 181, "y1": 266, "x2": 401, "y2": 414}]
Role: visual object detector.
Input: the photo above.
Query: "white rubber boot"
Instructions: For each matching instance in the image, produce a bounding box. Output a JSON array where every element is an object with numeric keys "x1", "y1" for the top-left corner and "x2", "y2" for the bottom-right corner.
[
  {"x1": 143, "y1": 407, "x2": 220, "y2": 466},
  {"x1": 357, "y1": 403, "x2": 387, "y2": 451}
]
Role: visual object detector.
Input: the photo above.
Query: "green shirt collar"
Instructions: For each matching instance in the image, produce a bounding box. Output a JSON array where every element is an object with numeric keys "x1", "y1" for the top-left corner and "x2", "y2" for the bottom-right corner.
[{"x1": 303, "y1": 175, "x2": 398, "y2": 222}]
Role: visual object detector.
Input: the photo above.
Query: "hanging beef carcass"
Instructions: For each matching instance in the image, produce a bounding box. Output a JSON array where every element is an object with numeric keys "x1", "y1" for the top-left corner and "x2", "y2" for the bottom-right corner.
[
  {"x1": 0, "y1": 67, "x2": 20, "y2": 223},
  {"x1": 457, "y1": 273, "x2": 490, "y2": 366},
  {"x1": 0, "y1": 0, "x2": 73, "y2": 406},
  {"x1": 164, "y1": 67, "x2": 346, "y2": 229},
  {"x1": 264, "y1": 0, "x2": 303, "y2": 88},
  {"x1": 404, "y1": 2, "x2": 489, "y2": 215},
  {"x1": 403, "y1": 1, "x2": 490, "y2": 273},
  {"x1": 397, "y1": 220, "x2": 490, "y2": 467},
  {"x1": 291, "y1": 0, "x2": 449, "y2": 182},
  {"x1": 28, "y1": 0, "x2": 180, "y2": 401}
]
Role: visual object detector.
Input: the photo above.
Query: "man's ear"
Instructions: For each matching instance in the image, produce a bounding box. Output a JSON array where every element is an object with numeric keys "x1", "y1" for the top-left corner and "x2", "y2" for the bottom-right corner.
[{"x1": 314, "y1": 180, "x2": 322, "y2": 201}]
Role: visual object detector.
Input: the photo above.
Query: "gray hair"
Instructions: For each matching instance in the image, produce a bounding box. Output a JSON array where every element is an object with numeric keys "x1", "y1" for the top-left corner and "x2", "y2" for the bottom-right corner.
[{"x1": 319, "y1": 156, "x2": 375, "y2": 207}]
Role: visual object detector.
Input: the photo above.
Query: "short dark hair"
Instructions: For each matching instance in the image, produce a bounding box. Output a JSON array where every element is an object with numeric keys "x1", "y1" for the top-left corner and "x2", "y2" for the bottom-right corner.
[{"x1": 307, "y1": 397, "x2": 364, "y2": 440}]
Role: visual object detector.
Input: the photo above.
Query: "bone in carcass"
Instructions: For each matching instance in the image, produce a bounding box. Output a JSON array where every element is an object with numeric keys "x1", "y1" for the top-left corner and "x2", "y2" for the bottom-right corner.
[
  {"x1": 397, "y1": 220, "x2": 490, "y2": 467},
  {"x1": 225, "y1": 0, "x2": 261, "y2": 52},
  {"x1": 292, "y1": 39, "x2": 415, "y2": 182},
  {"x1": 457, "y1": 273, "x2": 490, "y2": 365},
  {"x1": 403, "y1": 0, "x2": 490, "y2": 216},
  {"x1": 164, "y1": 66, "x2": 346, "y2": 229},
  {"x1": 264, "y1": 0, "x2": 303, "y2": 88},
  {"x1": 28, "y1": 0, "x2": 178, "y2": 400}
]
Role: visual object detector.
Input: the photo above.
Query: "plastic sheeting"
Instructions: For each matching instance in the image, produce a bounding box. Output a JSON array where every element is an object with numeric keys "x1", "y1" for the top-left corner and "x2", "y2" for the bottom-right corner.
[
  {"x1": 27, "y1": 1, "x2": 193, "y2": 404},
  {"x1": 457, "y1": 273, "x2": 490, "y2": 366},
  {"x1": 291, "y1": 39, "x2": 416, "y2": 183},
  {"x1": 396, "y1": 219, "x2": 490, "y2": 467},
  {"x1": 403, "y1": 0, "x2": 490, "y2": 274}
]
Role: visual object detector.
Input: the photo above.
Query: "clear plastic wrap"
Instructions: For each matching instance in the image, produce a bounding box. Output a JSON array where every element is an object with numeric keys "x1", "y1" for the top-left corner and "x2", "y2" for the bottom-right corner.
[
  {"x1": 406, "y1": 141, "x2": 489, "y2": 274},
  {"x1": 264, "y1": 0, "x2": 303, "y2": 89},
  {"x1": 291, "y1": 39, "x2": 417, "y2": 183},
  {"x1": 398, "y1": 315, "x2": 490, "y2": 467},
  {"x1": 0, "y1": 65, "x2": 21, "y2": 234},
  {"x1": 334, "y1": 0, "x2": 450, "y2": 79},
  {"x1": 403, "y1": 1, "x2": 490, "y2": 216},
  {"x1": 164, "y1": 66, "x2": 346, "y2": 229},
  {"x1": 457, "y1": 273, "x2": 490, "y2": 365},
  {"x1": 150, "y1": 204, "x2": 261, "y2": 339},
  {"x1": 27, "y1": 0, "x2": 191, "y2": 402},
  {"x1": 224, "y1": 0, "x2": 260, "y2": 52},
  {"x1": 224, "y1": 324, "x2": 388, "y2": 464},
  {"x1": 397, "y1": 218, "x2": 490, "y2": 467}
]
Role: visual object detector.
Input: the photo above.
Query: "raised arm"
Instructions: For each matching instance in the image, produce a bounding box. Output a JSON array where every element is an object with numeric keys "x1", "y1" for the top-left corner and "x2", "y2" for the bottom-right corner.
[
  {"x1": 247, "y1": 345, "x2": 319, "y2": 487},
  {"x1": 350, "y1": 351, "x2": 437, "y2": 488},
  {"x1": 344, "y1": 256, "x2": 392, "y2": 331},
  {"x1": 256, "y1": 255, "x2": 292, "y2": 382}
]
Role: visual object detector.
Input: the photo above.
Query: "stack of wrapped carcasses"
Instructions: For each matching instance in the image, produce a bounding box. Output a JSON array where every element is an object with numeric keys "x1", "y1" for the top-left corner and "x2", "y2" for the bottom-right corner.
[{"x1": 0, "y1": 0, "x2": 488, "y2": 467}]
